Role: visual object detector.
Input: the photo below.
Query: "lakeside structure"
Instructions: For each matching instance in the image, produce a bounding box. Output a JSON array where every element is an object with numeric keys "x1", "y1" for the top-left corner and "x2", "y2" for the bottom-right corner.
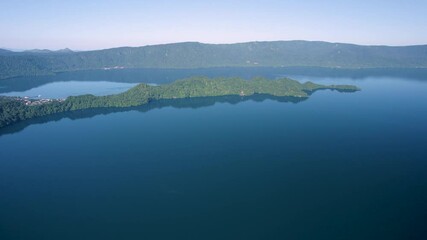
[{"x1": 8, "y1": 96, "x2": 65, "y2": 106}]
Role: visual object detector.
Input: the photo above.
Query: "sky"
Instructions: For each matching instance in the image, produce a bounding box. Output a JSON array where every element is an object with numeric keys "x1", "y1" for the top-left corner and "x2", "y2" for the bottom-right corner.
[{"x1": 1, "y1": 0, "x2": 426, "y2": 50}]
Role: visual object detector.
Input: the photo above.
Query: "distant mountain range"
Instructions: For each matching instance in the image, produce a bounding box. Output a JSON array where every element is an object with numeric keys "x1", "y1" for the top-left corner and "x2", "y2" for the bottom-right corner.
[
  {"x1": 0, "y1": 48, "x2": 74, "y2": 56},
  {"x1": 1, "y1": 41, "x2": 427, "y2": 80},
  {"x1": 23, "y1": 48, "x2": 74, "y2": 54}
]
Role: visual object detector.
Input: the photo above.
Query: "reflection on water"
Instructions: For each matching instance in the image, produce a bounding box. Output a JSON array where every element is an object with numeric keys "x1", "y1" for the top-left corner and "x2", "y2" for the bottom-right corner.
[
  {"x1": 0, "y1": 94, "x2": 306, "y2": 137},
  {"x1": 1, "y1": 67, "x2": 427, "y2": 94},
  {"x1": 1, "y1": 71, "x2": 426, "y2": 240}
]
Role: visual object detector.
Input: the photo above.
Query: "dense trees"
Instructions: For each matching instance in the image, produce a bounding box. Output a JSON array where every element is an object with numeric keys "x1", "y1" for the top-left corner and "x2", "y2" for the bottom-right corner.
[
  {"x1": 1, "y1": 41, "x2": 427, "y2": 79},
  {"x1": 0, "y1": 77, "x2": 359, "y2": 128}
]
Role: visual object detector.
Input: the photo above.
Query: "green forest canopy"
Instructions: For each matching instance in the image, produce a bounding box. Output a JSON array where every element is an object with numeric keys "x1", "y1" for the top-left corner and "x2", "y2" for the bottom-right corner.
[
  {"x1": 0, "y1": 76, "x2": 359, "y2": 128},
  {"x1": 1, "y1": 40, "x2": 427, "y2": 79}
]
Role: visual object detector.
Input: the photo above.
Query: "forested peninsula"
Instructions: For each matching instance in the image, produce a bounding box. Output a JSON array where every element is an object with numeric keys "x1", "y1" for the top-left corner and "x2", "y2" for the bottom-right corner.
[{"x1": 0, "y1": 77, "x2": 359, "y2": 128}]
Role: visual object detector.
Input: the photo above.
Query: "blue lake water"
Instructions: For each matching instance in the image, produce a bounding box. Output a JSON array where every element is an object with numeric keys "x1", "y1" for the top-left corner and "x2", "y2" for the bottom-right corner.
[
  {"x1": 0, "y1": 68, "x2": 427, "y2": 239},
  {"x1": 0, "y1": 81, "x2": 137, "y2": 99}
]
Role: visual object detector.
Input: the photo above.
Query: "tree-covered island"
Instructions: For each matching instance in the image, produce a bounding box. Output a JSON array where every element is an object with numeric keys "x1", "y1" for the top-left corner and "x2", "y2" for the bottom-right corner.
[{"x1": 0, "y1": 77, "x2": 359, "y2": 128}]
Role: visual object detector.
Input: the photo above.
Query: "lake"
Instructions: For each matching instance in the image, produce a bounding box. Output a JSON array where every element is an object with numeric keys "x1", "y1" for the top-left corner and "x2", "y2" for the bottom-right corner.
[
  {"x1": 0, "y1": 81, "x2": 138, "y2": 99},
  {"x1": 1, "y1": 68, "x2": 427, "y2": 239}
]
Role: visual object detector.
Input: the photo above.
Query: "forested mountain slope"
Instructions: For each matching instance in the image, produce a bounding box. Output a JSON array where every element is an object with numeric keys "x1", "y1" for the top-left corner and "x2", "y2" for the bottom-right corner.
[{"x1": 1, "y1": 41, "x2": 427, "y2": 79}]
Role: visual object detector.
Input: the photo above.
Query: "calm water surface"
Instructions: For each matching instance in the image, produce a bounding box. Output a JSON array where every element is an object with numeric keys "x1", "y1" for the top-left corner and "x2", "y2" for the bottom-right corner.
[
  {"x1": 0, "y1": 69, "x2": 426, "y2": 239},
  {"x1": 1, "y1": 81, "x2": 137, "y2": 99}
]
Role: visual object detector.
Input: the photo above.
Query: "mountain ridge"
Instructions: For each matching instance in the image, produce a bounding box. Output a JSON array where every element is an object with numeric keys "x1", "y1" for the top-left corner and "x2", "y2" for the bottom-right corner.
[
  {"x1": 3, "y1": 40, "x2": 427, "y2": 54},
  {"x1": 1, "y1": 40, "x2": 427, "y2": 80}
]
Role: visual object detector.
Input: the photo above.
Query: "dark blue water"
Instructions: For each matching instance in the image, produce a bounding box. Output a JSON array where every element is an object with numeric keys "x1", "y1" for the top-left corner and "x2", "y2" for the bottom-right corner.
[{"x1": 1, "y1": 69, "x2": 427, "y2": 239}]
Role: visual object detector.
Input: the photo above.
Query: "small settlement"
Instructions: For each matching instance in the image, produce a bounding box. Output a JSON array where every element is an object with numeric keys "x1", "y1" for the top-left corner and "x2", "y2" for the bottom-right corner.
[{"x1": 14, "y1": 96, "x2": 65, "y2": 106}]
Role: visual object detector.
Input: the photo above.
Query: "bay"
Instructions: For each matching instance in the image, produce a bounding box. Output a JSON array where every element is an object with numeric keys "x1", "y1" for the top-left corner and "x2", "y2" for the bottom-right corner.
[{"x1": 0, "y1": 81, "x2": 138, "y2": 99}]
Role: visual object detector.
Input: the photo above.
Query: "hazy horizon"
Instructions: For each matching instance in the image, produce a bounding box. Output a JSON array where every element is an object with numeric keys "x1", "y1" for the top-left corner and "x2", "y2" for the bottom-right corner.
[
  {"x1": 1, "y1": 0, "x2": 427, "y2": 50},
  {"x1": 3, "y1": 39, "x2": 427, "y2": 52}
]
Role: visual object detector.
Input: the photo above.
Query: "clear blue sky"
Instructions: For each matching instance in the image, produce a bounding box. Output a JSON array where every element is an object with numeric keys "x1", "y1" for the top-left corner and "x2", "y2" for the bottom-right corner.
[{"x1": 1, "y1": 0, "x2": 426, "y2": 50}]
